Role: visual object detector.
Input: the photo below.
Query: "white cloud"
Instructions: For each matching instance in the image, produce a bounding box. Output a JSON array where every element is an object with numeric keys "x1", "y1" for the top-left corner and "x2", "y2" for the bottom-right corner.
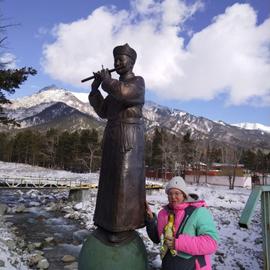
[
  {"x1": 0, "y1": 53, "x2": 17, "y2": 69},
  {"x1": 35, "y1": 27, "x2": 50, "y2": 38},
  {"x1": 42, "y1": 1, "x2": 270, "y2": 106}
]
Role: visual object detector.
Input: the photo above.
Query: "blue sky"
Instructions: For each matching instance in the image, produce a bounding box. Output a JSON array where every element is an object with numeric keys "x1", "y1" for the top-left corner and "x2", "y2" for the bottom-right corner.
[{"x1": 1, "y1": 0, "x2": 270, "y2": 125}]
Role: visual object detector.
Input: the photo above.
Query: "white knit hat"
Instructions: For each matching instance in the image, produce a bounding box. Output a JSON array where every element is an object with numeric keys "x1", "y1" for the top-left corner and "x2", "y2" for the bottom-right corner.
[{"x1": 165, "y1": 176, "x2": 189, "y2": 198}]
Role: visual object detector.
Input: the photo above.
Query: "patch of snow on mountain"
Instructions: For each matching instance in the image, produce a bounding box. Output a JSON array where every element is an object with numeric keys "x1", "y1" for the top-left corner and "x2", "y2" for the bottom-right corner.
[
  {"x1": 5, "y1": 102, "x2": 54, "y2": 120},
  {"x1": 7, "y1": 88, "x2": 69, "y2": 109},
  {"x1": 233, "y1": 122, "x2": 270, "y2": 133},
  {"x1": 204, "y1": 121, "x2": 213, "y2": 132},
  {"x1": 215, "y1": 120, "x2": 226, "y2": 126},
  {"x1": 145, "y1": 101, "x2": 169, "y2": 111},
  {"x1": 70, "y1": 92, "x2": 89, "y2": 103},
  {"x1": 143, "y1": 106, "x2": 159, "y2": 122},
  {"x1": 144, "y1": 113, "x2": 159, "y2": 123},
  {"x1": 172, "y1": 110, "x2": 186, "y2": 117},
  {"x1": 188, "y1": 120, "x2": 209, "y2": 134}
]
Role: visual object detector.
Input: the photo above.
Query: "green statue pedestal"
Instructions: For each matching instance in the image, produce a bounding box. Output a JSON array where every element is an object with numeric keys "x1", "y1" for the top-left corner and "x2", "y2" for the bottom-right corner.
[{"x1": 78, "y1": 228, "x2": 148, "y2": 270}]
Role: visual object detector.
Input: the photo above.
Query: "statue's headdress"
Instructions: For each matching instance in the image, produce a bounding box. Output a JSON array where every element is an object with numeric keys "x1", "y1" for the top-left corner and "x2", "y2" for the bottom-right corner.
[{"x1": 113, "y1": 43, "x2": 137, "y2": 63}]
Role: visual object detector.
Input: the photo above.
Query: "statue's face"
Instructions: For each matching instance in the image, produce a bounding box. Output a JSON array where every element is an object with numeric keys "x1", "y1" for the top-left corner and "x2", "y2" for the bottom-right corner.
[{"x1": 114, "y1": 54, "x2": 134, "y2": 75}]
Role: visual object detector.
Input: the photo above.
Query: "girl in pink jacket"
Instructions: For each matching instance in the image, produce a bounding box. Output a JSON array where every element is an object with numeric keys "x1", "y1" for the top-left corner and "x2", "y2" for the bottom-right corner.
[{"x1": 146, "y1": 177, "x2": 218, "y2": 270}]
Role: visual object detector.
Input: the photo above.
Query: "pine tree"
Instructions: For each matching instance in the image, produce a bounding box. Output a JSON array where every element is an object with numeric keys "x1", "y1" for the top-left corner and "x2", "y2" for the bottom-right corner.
[
  {"x1": 56, "y1": 131, "x2": 73, "y2": 170},
  {"x1": 151, "y1": 127, "x2": 163, "y2": 169},
  {"x1": 256, "y1": 149, "x2": 270, "y2": 184},
  {"x1": 0, "y1": 21, "x2": 36, "y2": 125},
  {"x1": 0, "y1": 131, "x2": 15, "y2": 162},
  {"x1": 241, "y1": 149, "x2": 256, "y2": 172},
  {"x1": 44, "y1": 128, "x2": 59, "y2": 167},
  {"x1": 181, "y1": 131, "x2": 194, "y2": 178}
]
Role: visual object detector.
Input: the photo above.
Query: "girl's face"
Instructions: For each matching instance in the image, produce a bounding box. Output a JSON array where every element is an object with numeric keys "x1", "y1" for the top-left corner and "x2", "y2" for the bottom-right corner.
[{"x1": 167, "y1": 188, "x2": 186, "y2": 206}]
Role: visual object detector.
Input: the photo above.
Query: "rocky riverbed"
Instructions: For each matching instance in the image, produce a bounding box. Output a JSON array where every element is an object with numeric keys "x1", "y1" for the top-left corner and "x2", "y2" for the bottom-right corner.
[{"x1": 0, "y1": 189, "x2": 94, "y2": 270}]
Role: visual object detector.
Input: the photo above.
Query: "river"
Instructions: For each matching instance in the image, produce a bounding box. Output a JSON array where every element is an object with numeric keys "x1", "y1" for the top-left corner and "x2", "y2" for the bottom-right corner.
[{"x1": 0, "y1": 189, "x2": 92, "y2": 270}]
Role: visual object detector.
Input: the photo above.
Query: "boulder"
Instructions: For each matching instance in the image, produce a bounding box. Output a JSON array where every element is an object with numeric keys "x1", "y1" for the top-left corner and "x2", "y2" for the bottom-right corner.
[
  {"x1": 0, "y1": 259, "x2": 5, "y2": 267},
  {"x1": 73, "y1": 229, "x2": 91, "y2": 243},
  {"x1": 14, "y1": 204, "x2": 26, "y2": 213},
  {"x1": 28, "y1": 253, "x2": 44, "y2": 266},
  {"x1": 64, "y1": 262, "x2": 78, "y2": 269},
  {"x1": 0, "y1": 204, "x2": 7, "y2": 216},
  {"x1": 37, "y1": 258, "x2": 49, "y2": 269},
  {"x1": 61, "y1": 255, "x2": 76, "y2": 263}
]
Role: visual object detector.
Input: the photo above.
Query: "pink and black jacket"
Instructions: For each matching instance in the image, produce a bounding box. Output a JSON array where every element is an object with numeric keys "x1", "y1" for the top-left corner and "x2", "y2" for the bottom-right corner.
[{"x1": 146, "y1": 199, "x2": 218, "y2": 270}]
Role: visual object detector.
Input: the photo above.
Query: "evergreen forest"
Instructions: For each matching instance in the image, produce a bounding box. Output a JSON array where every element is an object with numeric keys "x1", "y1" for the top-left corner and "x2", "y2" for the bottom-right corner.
[{"x1": 0, "y1": 127, "x2": 269, "y2": 179}]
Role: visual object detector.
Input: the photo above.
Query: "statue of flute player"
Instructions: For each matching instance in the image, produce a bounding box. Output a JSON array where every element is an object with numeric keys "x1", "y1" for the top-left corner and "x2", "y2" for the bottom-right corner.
[{"x1": 88, "y1": 44, "x2": 146, "y2": 243}]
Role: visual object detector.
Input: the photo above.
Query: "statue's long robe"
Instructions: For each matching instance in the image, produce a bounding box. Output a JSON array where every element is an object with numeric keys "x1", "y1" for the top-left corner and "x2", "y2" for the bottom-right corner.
[{"x1": 89, "y1": 72, "x2": 145, "y2": 232}]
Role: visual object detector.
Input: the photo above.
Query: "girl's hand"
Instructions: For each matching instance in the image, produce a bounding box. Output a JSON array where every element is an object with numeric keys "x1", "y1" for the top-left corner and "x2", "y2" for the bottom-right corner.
[{"x1": 164, "y1": 236, "x2": 175, "y2": 249}]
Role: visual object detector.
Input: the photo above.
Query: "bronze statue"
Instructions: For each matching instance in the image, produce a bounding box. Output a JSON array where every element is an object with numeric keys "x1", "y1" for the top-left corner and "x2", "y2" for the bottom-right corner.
[{"x1": 88, "y1": 44, "x2": 145, "y2": 243}]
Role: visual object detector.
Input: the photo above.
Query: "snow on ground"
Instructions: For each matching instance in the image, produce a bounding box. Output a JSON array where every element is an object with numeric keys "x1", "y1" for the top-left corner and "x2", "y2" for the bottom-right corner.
[
  {"x1": 72, "y1": 184, "x2": 263, "y2": 269},
  {"x1": 0, "y1": 216, "x2": 28, "y2": 269},
  {"x1": 0, "y1": 162, "x2": 264, "y2": 269},
  {"x1": 0, "y1": 161, "x2": 99, "y2": 183}
]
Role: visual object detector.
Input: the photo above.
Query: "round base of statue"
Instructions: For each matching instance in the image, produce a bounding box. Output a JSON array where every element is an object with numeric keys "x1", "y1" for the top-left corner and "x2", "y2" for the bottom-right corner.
[{"x1": 78, "y1": 228, "x2": 148, "y2": 270}]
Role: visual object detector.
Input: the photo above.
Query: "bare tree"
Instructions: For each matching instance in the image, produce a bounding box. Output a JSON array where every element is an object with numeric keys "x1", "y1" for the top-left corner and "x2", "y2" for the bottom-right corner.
[{"x1": 222, "y1": 146, "x2": 242, "y2": 189}]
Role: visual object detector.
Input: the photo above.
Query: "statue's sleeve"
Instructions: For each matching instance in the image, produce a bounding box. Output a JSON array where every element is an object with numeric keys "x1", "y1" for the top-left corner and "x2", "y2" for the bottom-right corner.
[
  {"x1": 88, "y1": 90, "x2": 107, "y2": 118},
  {"x1": 101, "y1": 77, "x2": 145, "y2": 106}
]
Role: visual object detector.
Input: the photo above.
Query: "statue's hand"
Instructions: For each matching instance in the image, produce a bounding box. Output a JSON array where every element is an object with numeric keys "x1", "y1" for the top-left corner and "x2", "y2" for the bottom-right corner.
[
  {"x1": 91, "y1": 67, "x2": 111, "y2": 91},
  {"x1": 91, "y1": 72, "x2": 102, "y2": 90},
  {"x1": 99, "y1": 68, "x2": 111, "y2": 81}
]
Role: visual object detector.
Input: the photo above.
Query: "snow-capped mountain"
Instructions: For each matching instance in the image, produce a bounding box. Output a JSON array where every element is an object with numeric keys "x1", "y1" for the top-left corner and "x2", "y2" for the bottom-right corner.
[
  {"x1": 232, "y1": 122, "x2": 270, "y2": 134},
  {"x1": 143, "y1": 101, "x2": 270, "y2": 149},
  {"x1": 2, "y1": 86, "x2": 103, "y2": 132},
  {"x1": 144, "y1": 101, "x2": 213, "y2": 136},
  {"x1": 5, "y1": 85, "x2": 96, "y2": 120},
  {"x1": 2, "y1": 86, "x2": 270, "y2": 150}
]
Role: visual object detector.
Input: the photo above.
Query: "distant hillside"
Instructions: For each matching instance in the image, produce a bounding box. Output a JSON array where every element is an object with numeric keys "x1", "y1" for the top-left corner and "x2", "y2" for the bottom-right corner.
[
  {"x1": 2, "y1": 86, "x2": 270, "y2": 150},
  {"x1": 232, "y1": 122, "x2": 270, "y2": 134}
]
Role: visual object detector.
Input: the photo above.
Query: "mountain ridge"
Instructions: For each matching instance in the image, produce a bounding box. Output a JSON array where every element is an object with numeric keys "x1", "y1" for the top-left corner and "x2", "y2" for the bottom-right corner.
[
  {"x1": 232, "y1": 122, "x2": 270, "y2": 134},
  {"x1": 2, "y1": 86, "x2": 270, "y2": 150}
]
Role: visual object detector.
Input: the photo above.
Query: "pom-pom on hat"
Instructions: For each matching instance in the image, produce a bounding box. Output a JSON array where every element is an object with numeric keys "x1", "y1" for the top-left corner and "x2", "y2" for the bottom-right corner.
[
  {"x1": 165, "y1": 176, "x2": 189, "y2": 199},
  {"x1": 113, "y1": 43, "x2": 137, "y2": 63}
]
